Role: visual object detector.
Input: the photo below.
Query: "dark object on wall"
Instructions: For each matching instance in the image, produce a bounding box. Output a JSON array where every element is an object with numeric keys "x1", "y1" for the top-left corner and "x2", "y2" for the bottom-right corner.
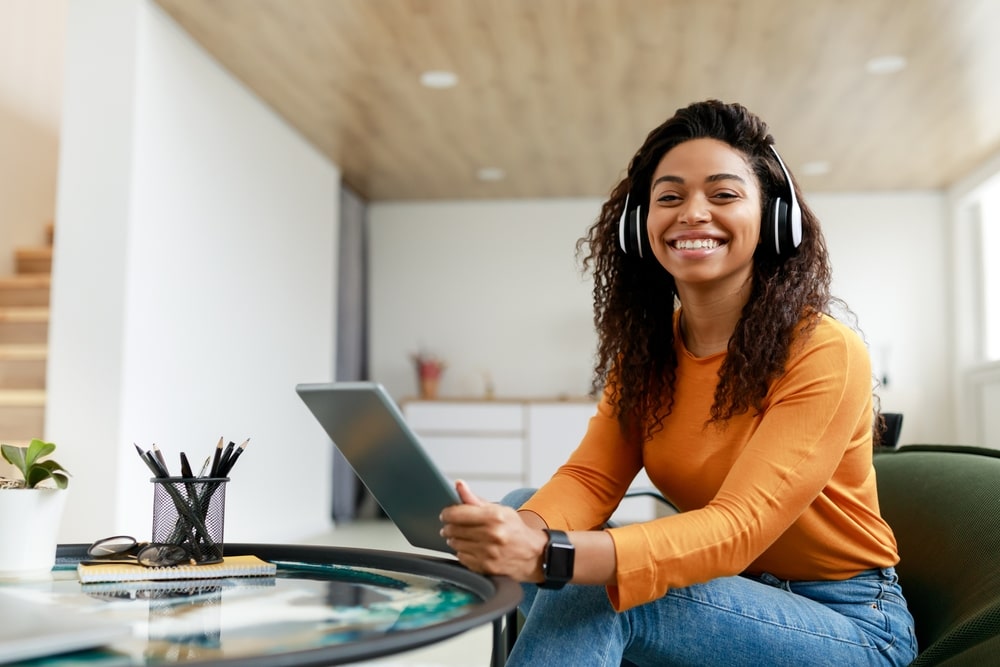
[{"x1": 878, "y1": 412, "x2": 905, "y2": 450}]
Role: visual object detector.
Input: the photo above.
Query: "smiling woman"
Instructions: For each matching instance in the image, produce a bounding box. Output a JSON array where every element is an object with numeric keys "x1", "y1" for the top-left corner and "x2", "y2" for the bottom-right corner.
[{"x1": 439, "y1": 100, "x2": 918, "y2": 667}]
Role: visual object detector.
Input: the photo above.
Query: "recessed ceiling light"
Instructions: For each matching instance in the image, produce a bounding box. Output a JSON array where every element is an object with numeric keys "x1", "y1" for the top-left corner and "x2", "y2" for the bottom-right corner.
[
  {"x1": 420, "y1": 70, "x2": 458, "y2": 89},
  {"x1": 865, "y1": 55, "x2": 907, "y2": 75},
  {"x1": 476, "y1": 167, "x2": 506, "y2": 182},
  {"x1": 801, "y1": 161, "x2": 831, "y2": 176}
]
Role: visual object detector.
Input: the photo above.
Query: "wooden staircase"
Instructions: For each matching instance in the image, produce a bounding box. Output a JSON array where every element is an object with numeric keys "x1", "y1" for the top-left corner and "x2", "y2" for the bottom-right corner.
[{"x1": 0, "y1": 223, "x2": 52, "y2": 447}]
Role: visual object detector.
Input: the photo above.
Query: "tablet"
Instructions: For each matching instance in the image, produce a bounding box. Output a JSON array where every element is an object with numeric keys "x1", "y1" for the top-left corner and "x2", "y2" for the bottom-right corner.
[{"x1": 295, "y1": 381, "x2": 460, "y2": 553}]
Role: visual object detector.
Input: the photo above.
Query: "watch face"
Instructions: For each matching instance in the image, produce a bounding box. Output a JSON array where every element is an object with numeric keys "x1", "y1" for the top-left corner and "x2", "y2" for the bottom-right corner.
[{"x1": 546, "y1": 541, "x2": 574, "y2": 580}]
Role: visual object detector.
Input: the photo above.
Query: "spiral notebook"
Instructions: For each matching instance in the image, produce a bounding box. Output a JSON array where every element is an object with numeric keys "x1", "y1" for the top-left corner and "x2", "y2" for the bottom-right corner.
[{"x1": 77, "y1": 554, "x2": 277, "y2": 584}]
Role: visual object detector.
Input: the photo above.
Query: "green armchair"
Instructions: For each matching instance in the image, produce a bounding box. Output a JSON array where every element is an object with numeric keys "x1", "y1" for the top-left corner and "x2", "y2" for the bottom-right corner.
[{"x1": 873, "y1": 445, "x2": 1000, "y2": 665}]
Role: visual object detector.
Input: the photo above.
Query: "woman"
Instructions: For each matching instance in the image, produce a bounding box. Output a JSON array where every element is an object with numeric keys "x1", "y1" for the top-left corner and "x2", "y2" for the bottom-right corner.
[{"x1": 440, "y1": 100, "x2": 917, "y2": 666}]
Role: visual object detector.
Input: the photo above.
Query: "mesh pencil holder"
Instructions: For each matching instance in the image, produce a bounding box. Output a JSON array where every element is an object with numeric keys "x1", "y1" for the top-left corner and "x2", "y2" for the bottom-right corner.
[{"x1": 150, "y1": 477, "x2": 229, "y2": 564}]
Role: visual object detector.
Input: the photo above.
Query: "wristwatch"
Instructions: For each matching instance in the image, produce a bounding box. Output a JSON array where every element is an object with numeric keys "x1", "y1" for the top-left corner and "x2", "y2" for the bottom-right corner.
[{"x1": 538, "y1": 529, "x2": 575, "y2": 589}]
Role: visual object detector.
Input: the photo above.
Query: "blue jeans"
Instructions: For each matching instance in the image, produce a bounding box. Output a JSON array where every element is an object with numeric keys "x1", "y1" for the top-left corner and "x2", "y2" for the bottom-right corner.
[{"x1": 502, "y1": 489, "x2": 917, "y2": 666}]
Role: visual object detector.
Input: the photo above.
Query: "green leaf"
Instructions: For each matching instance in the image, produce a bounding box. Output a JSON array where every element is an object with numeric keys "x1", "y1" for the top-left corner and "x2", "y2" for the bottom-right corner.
[
  {"x1": 36, "y1": 459, "x2": 69, "y2": 475},
  {"x1": 26, "y1": 462, "x2": 68, "y2": 489},
  {"x1": 25, "y1": 439, "x2": 55, "y2": 468},
  {"x1": 1, "y1": 440, "x2": 69, "y2": 489},
  {"x1": 1, "y1": 443, "x2": 28, "y2": 477},
  {"x1": 25, "y1": 467, "x2": 49, "y2": 488}
]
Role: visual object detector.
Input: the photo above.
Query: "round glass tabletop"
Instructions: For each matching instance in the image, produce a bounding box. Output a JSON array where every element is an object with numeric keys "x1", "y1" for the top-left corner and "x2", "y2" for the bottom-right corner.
[{"x1": 6, "y1": 543, "x2": 520, "y2": 666}]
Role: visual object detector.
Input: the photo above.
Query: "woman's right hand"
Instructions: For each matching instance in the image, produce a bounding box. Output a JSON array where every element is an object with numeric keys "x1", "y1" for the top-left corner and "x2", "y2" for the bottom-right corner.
[{"x1": 439, "y1": 480, "x2": 549, "y2": 583}]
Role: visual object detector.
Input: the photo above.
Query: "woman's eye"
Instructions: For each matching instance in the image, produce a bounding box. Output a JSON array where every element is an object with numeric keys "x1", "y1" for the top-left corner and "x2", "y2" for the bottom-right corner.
[
  {"x1": 712, "y1": 191, "x2": 738, "y2": 200},
  {"x1": 656, "y1": 193, "x2": 681, "y2": 204}
]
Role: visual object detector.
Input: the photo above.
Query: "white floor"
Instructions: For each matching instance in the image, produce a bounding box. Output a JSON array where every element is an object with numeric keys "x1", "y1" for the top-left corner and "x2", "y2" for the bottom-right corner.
[{"x1": 298, "y1": 519, "x2": 500, "y2": 667}]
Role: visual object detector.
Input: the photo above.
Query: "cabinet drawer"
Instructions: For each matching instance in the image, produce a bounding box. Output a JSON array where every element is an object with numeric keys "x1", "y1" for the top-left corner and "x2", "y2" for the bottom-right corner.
[
  {"x1": 420, "y1": 436, "x2": 524, "y2": 476},
  {"x1": 405, "y1": 402, "x2": 524, "y2": 432}
]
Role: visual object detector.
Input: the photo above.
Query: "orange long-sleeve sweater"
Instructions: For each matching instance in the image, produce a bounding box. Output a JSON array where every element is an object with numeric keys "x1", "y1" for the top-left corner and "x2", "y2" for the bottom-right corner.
[{"x1": 520, "y1": 313, "x2": 899, "y2": 612}]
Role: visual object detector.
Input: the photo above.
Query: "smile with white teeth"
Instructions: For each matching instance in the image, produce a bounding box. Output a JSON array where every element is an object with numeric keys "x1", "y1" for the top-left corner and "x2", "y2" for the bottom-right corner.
[{"x1": 673, "y1": 238, "x2": 721, "y2": 250}]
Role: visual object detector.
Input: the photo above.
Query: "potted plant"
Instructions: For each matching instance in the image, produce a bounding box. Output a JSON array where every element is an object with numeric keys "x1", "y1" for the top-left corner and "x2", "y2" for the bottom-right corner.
[
  {"x1": 0, "y1": 439, "x2": 70, "y2": 579},
  {"x1": 412, "y1": 351, "x2": 446, "y2": 399}
]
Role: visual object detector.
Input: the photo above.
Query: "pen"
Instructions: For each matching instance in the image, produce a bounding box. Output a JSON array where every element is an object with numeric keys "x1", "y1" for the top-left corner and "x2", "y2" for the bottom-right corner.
[
  {"x1": 197, "y1": 456, "x2": 211, "y2": 478},
  {"x1": 180, "y1": 452, "x2": 194, "y2": 479}
]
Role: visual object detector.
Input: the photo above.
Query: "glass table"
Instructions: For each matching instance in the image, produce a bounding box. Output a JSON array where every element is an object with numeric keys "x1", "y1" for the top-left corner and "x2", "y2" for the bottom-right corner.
[{"x1": 4, "y1": 542, "x2": 521, "y2": 666}]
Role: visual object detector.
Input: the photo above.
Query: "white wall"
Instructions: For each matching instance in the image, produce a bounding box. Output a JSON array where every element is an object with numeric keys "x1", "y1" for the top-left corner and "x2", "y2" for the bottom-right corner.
[
  {"x1": 369, "y1": 190, "x2": 956, "y2": 446},
  {"x1": 369, "y1": 199, "x2": 600, "y2": 401},
  {"x1": 0, "y1": 0, "x2": 66, "y2": 275},
  {"x1": 811, "y1": 191, "x2": 953, "y2": 445},
  {"x1": 48, "y1": 0, "x2": 339, "y2": 544}
]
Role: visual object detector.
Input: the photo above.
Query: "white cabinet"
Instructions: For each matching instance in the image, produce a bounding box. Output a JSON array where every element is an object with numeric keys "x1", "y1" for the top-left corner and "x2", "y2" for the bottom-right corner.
[
  {"x1": 525, "y1": 402, "x2": 597, "y2": 487},
  {"x1": 526, "y1": 402, "x2": 655, "y2": 522},
  {"x1": 403, "y1": 398, "x2": 656, "y2": 520},
  {"x1": 403, "y1": 401, "x2": 527, "y2": 501}
]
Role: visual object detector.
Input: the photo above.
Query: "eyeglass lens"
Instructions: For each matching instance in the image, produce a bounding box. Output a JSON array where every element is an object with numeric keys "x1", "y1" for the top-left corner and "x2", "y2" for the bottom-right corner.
[
  {"x1": 88, "y1": 535, "x2": 140, "y2": 558},
  {"x1": 136, "y1": 544, "x2": 191, "y2": 567}
]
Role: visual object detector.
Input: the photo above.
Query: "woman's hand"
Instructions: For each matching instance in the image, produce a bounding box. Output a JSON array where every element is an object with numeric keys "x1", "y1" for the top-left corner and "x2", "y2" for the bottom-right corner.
[{"x1": 439, "y1": 480, "x2": 548, "y2": 583}]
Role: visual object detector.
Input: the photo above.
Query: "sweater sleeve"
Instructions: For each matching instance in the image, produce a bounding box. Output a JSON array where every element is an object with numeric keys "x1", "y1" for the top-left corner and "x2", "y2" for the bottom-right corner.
[
  {"x1": 604, "y1": 320, "x2": 875, "y2": 610},
  {"x1": 519, "y1": 389, "x2": 643, "y2": 531}
]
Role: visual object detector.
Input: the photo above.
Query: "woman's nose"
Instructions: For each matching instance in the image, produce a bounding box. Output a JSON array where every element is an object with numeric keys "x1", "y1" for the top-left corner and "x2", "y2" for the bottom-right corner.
[{"x1": 678, "y1": 195, "x2": 711, "y2": 224}]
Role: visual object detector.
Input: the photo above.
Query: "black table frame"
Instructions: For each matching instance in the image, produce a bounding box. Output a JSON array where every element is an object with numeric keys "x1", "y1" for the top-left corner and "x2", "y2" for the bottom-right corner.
[{"x1": 55, "y1": 542, "x2": 522, "y2": 667}]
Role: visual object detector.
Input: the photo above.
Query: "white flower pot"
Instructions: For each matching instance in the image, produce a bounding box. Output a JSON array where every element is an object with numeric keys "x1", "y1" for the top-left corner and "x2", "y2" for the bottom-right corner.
[{"x1": 0, "y1": 487, "x2": 68, "y2": 580}]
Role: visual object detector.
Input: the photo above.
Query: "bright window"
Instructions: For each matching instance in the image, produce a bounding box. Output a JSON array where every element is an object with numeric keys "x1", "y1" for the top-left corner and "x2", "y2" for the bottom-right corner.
[{"x1": 980, "y1": 181, "x2": 1000, "y2": 361}]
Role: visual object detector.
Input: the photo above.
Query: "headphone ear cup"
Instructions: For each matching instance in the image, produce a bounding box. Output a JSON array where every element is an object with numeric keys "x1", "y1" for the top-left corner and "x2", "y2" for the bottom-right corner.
[
  {"x1": 620, "y1": 205, "x2": 646, "y2": 257},
  {"x1": 633, "y1": 206, "x2": 652, "y2": 259},
  {"x1": 628, "y1": 207, "x2": 642, "y2": 256},
  {"x1": 766, "y1": 197, "x2": 790, "y2": 257}
]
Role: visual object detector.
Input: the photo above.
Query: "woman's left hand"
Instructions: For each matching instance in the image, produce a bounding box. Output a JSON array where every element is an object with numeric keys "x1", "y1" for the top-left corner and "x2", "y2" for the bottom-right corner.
[{"x1": 440, "y1": 480, "x2": 547, "y2": 582}]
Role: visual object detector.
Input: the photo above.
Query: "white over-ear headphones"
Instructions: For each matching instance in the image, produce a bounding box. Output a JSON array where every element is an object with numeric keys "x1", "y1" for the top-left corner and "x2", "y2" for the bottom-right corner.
[{"x1": 618, "y1": 144, "x2": 803, "y2": 259}]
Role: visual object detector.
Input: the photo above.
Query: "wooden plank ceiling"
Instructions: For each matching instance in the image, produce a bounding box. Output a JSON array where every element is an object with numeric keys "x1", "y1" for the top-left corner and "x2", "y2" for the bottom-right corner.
[{"x1": 155, "y1": 0, "x2": 1000, "y2": 201}]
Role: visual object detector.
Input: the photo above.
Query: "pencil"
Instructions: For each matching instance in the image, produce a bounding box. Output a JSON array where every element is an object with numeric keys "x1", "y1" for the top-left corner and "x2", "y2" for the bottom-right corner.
[
  {"x1": 151, "y1": 443, "x2": 169, "y2": 476},
  {"x1": 134, "y1": 443, "x2": 161, "y2": 477},
  {"x1": 209, "y1": 437, "x2": 224, "y2": 477},
  {"x1": 215, "y1": 441, "x2": 236, "y2": 478},
  {"x1": 219, "y1": 438, "x2": 250, "y2": 476},
  {"x1": 137, "y1": 445, "x2": 168, "y2": 478}
]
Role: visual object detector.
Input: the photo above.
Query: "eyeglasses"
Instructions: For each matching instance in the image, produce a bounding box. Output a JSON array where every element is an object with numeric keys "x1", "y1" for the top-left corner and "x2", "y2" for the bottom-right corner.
[{"x1": 86, "y1": 535, "x2": 196, "y2": 568}]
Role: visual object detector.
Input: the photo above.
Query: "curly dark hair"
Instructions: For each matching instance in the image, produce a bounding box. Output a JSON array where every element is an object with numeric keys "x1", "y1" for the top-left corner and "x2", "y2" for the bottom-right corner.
[{"x1": 578, "y1": 100, "x2": 844, "y2": 441}]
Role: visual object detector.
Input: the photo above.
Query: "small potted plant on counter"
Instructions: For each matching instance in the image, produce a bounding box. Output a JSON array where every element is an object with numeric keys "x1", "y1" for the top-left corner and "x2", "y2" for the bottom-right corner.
[
  {"x1": 412, "y1": 351, "x2": 446, "y2": 400},
  {"x1": 0, "y1": 439, "x2": 70, "y2": 579}
]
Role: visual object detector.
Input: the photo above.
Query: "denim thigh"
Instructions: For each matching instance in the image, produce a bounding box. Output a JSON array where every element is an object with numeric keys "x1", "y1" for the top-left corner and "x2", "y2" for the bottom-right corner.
[
  {"x1": 512, "y1": 569, "x2": 916, "y2": 667},
  {"x1": 500, "y1": 489, "x2": 917, "y2": 667}
]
